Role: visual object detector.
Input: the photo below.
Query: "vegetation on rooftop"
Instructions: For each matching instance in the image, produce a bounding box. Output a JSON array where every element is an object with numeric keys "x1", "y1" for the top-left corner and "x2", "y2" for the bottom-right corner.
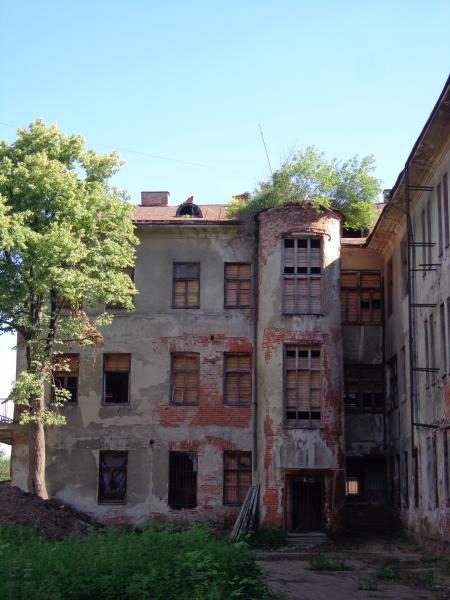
[{"x1": 227, "y1": 146, "x2": 381, "y2": 229}]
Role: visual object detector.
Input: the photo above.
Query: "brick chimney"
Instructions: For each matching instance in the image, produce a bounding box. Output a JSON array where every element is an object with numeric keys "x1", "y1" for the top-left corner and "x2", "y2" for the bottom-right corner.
[{"x1": 140, "y1": 191, "x2": 170, "y2": 206}]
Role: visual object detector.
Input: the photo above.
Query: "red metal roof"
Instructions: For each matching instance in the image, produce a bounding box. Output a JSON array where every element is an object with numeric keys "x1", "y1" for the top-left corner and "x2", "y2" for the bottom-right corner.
[{"x1": 133, "y1": 204, "x2": 233, "y2": 223}]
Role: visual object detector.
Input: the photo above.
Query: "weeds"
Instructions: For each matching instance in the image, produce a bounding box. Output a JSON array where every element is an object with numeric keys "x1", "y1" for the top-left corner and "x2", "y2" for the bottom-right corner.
[
  {"x1": 309, "y1": 554, "x2": 351, "y2": 571},
  {"x1": 246, "y1": 526, "x2": 286, "y2": 549}
]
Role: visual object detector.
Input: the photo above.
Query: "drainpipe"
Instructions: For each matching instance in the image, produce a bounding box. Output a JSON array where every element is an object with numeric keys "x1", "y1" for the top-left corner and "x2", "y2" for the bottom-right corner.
[{"x1": 252, "y1": 217, "x2": 259, "y2": 476}]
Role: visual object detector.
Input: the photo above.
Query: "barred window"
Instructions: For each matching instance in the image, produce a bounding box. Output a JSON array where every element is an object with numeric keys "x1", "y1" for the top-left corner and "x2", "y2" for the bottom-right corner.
[
  {"x1": 224, "y1": 263, "x2": 251, "y2": 308},
  {"x1": 340, "y1": 271, "x2": 382, "y2": 323},
  {"x1": 52, "y1": 354, "x2": 79, "y2": 403},
  {"x1": 284, "y1": 345, "x2": 322, "y2": 427},
  {"x1": 344, "y1": 365, "x2": 384, "y2": 411},
  {"x1": 103, "y1": 354, "x2": 130, "y2": 404},
  {"x1": 98, "y1": 450, "x2": 127, "y2": 504},
  {"x1": 223, "y1": 452, "x2": 252, "y2": 505},
  {"x1": 168, "y1": 451, "x2": 197, "y2": 508},
  {"x1": 224, "y1": 354, "x2": 251, "y2": 405},
  {"x1": 171, "y1": 353, "x2": 199, "y2": 404},
  {"x1": 173, "y1": 263, "x2": 200, "y2": 308},
  {"x1": 282, "y1": 238, "x2": 322, "y2": 315}
]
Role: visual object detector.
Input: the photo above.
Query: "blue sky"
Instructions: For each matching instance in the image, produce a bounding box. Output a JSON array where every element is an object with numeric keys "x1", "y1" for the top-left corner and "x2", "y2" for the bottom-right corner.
[{"x1": 0, "y1": 0, "x2": 449, "y2": 400}]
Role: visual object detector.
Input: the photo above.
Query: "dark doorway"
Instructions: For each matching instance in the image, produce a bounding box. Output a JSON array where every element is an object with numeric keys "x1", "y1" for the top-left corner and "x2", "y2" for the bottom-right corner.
[{"x1": 291, "y1": 477, "x2": 323, "y2": 532}]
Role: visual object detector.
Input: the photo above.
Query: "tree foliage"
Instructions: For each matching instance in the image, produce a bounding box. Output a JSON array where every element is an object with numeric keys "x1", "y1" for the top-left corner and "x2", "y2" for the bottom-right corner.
[
  {"x1": 0, "y1": 119, "x2": 138, "y2": 427},
  {"x1": 227, "y1": 146, "x2": 381, "y2": 228}
]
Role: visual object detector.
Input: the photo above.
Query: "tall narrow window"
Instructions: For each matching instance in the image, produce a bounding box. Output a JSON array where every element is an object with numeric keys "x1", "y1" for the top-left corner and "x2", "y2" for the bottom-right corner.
[
  {"x1": 171, "y1": 353, "x2": 199, "y2": 405},
  {"x1": 400, "y1": 346, "x2": 407, "y2": 402},
  {"x1": 103, "y1": 354, "x2": 130, "y2": 404},
  {"x1": 98, "y1": 450, "x2": 127, "y2": 504},
  {"x1": 421, "y1": 209, "x2": 426, "y2": 278},
  {"x1": 386, "y1": 259, "x2": 393, "y2": 317},
  {"x1": 173, "y1": 263, "x2": 200, "y2": 308},
  {"x1": 388, "y1": 355, "x2": 398, "y2": 409},
  {"x1": 413, "y1": 447, "x2": 419, "y2": 507},
  {"x1": 223, "y1": 451, "x2": 252, "y2": 505},
  {"x1": 426, "y1": 201, "x2": 432, "y2": 269},
  {"x1": 441, "y1": 303, "x2": 447, "y2": 377},
  {"x1": 344, "y1": 365, "x2": 384, "y2": 411},
  {"x1": 53, "y1": 354, "x2": 79, "y2": 403},
  {"x1": 430, "y1": 312, "x2": 436, "y2": 386},
  {"x1": 403, "y1": 451, "x2": 409, "y2": 508},
  {"x1": 224, "y1": 354, "x2": 251, "y2": 405},
  {"x1": 448, "y1": 298, "x2": 450, "y2": 374},
  {"x1": 444, "y1": 173, "x2": 449, "y2": 248},
  {"x1": 168, "y1": 451, "x2": 197, "y2": 508},
  {"x1": 283, "y1": 238, "x2": 322, "y2": 315},
  {"x1": 424, "y1": 319, "x2": 430, "y2": 389},
  {"x1": 284, "y1": 345, "x2": 322, "y2": 427},
  {"x1": 444, "y1": 431, "x2": 450, "y2": 502},
  {"x1": 400, "y1": 238, "x2": 408, "y2": 297},
  {"x1": 437, "y1": 184, "x2": 443, "y2": 256},
  {"x1": 224, "y1": 263, "x2": 251, "y2": 308}
]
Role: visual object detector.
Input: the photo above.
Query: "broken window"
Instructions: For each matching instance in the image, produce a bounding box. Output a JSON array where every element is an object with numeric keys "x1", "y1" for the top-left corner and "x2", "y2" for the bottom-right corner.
[
  {"x1": 168, "y1": 451, "x2": 197, "y2": 508},
  {"x1": 282, "y1": 238, "x2": 322, "y2": 315},
  {"x1": 176, "y1": 203, "x2": 203, "y2": 218},
  {"x1": 386, "y1": 259, "x2": 393, "y2": 317},
  {"x1": 345, "y1": 476, "x2": 361, "y2": 497},
  {"x1": 344, "y1": 365, "x2": 384, "y2": 411},
  {"x1": 52, "y1": 354, "x2": 79, "y2": 403},
  {"x1": 171, "y1": 353, "x2": 199, "y2": 404},
  {"x1": 340, "y1": 271, "x2": 382, "y2": 323},
  {"x1": 388, "y1": 355, "x2": 398, "y2": 409},
  {"x1": 103, "y1": 354, "x2": 130, "y2": 404},
  {"x1": 173, "y1": 263, "x2": 200, "y2": 308},
  {"x1": 284, "y1": 345, "x2": 322, "y2": 428},
  {"x1": 98, "y1": 450, "x2": 127, "y2": 504},
  {"x1": 105, "y1": 268, "x2": 135, "y2": 310},
  {"x1": 224, "y1": 354, "x2": 252, "y2": 405},
  {"x1": 224, "y1": 263, "x2": 251, "y2": 308},
  {"x1": 223, "y1": 451, "x2": 252, "y2": 505}
]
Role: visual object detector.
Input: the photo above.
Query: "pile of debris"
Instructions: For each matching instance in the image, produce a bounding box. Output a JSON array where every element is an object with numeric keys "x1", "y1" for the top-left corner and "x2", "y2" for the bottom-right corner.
[{"x1": 0, "y1": 482, "x2": 101, "y2": 539}]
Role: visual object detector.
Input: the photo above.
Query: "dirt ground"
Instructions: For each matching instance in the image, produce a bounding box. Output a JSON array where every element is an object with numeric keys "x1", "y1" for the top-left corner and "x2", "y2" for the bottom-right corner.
[
  {"x1": 0, "y1": 481, "x2": 100, "y2": 539},
  {"x1": 257, "y1": 535, "x2": 450, "y2": 600}
]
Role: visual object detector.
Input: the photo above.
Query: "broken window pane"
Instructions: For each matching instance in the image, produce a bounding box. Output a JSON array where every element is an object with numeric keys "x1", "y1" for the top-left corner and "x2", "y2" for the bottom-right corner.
[
  {"x1": 98, "y1": 450, "x2": 127, "y2": 504},
  {"x1": 223, "y1": 451, "x2": 252, "y2": 505},
  {"x1": 341, "y1": 271, "x2": 382, "y2": 323}
]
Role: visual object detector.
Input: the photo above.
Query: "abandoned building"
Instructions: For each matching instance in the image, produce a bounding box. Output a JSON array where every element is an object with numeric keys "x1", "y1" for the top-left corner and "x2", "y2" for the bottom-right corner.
[{"x1": 1, "y1": 77, "x2": 449, "y2": 545}]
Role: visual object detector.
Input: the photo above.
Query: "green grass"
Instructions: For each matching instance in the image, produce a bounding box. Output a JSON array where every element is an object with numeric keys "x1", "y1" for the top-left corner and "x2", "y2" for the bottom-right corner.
[
  {"x1": 0, "y1": 449, "x2": 10, "y2": 480},
  {"x1": 0, "y1": 525, "x2": 276, "y2": 600},
  {"x1": 309, "y1": 554, "x2": 351, "y2": 571}
]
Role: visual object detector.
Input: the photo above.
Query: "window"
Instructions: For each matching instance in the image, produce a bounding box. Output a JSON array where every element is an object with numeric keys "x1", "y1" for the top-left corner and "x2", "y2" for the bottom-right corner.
[
  {"x1": 345, "y1": 476, "x2": 361, "y2": 497},
  {"x1": 340, "y1": 271, "x2": 382, "y2": 323},
  {"x1": 388, "y1": 355, "x2": 398, "y2": 409},
  {"x1": 98, "y1": 450, "x2": 127, "y2": 504},
  {"x1": 400, "y1": 238, "x2": 408, "y2": 297},
  {"x1": 106, "y1": 268, "x2": 134, "y2": 310},
  {"x1": 224, "y1": 354, "x2": 251, "y2": 405},
  {"x1": 171, "y1": 353, "x2": 199, "y2": 404},
  {"x1": 168, "y1": 451, "x2": 197, "y2": 508},
  {"x1": 52, "y1": 354, "x2": 79, "y2": 403},
  {"x1": 176, "y1": 203, "x2": 202, "y2": 218},
  {"x1": 437, "y1": 184, "x2": 443, "y2": 256},
  {"x1": 441, "y1": 303, "x2": 447, "y2": 377},
  {"x1": 400, "y1": 346, "x2": 407, "y2": 402},
  {"x1": 386, "y1": 258, "x2": 393, "y2": 317},
  {"x1": 447, "y1": 298, "x2": 450, "y2": 374},
  {"x1": 402, "y1": 451, "x2": 409, "y2": 508},
  {"x1": 413, "y1": 447, "x2": 419, "y2": 508},
  {"x1": 103, "y1": 354, "x2": 130, "y2": 404},
  {"x1": 426, "y1": 200, "x2": 432, "y2": 269},
  {"x1": 424, "y1": 319, "x2": 430, "y2": 389},
  {"x1": 223, "y1": 451, "x2": 252, "y2": 505},
  {"x1": 173, "y1": 263, "x2": 200, "y2": 308},
  {"x1": 284, "y1": 345, "x2": 322, "y2": 427},
  {"x1": 430, "y1": 312, "x2": 436, "y2": 385},
  {"x1": 344, "y1": 365, "x2": 384, "y2": 411},
  {"x1": 444, "y1": 431, "x2": 450, "y2": 502},
  {"x1": 224, "y1": 263, "x2": 251, "y2": 308},
  {"x1": 444, "y1": 173, "x2": 449, "y2": 248},
  {"x1": 282, "y1": 238, "x2": 322, "y2": 315}
]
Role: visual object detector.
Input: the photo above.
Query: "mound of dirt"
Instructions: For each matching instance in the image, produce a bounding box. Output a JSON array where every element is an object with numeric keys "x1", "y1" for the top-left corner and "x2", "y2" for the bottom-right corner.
[{"x1": 0, "y1": 482, "x2": 101, "y2": 539}]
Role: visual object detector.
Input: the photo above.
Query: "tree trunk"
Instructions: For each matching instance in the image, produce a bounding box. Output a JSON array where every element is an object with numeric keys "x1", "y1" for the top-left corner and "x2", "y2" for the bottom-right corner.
[{"x1": 27, "y1": 395, "x2": 48, "y2": 499}]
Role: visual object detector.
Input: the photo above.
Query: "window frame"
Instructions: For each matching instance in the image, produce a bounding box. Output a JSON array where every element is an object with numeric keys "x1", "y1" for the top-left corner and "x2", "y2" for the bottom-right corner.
[
  {"x1": 172, "y1": 262, "x2": 200, "y2": 309},
  {"x1": 223, "y1": 353, "x2": 252, "y2": 406},
  {"x1": 102, "y1": 353, "x2": 131, "y2": 405},
  {"x1": 283, "y1": 344, "x2": 322, "y2": 429},
  {"x1": 52, "y1": 353, "x2": 79, "y2": 404},
  {"x1": 282, "y1": 237, "x2": 323, "y2": 316},
  {"x1": 343, "y1": 364, "x2": 384, "y2": 412},
  {"x1": 168, "y1": 451, "x2": 198, "y2": 509},
  {"x1": 223, "y1": 451, "x2": 252, "y2": 506},
  {"x1": 98, "y1": 450, "x2": 128, "y2": 505},
  {"x1": 224, "y1": 262, "x2": 252, "y2": 309},
  {"x1": 388, "y1": 355, "x2": 398, "y2": 410},
  {"x1": 340, "y1": 270, "x2": 382, "y2": 324},
  {"x1": 170, "y1": 352, "x2": 200, "y2": 406}
]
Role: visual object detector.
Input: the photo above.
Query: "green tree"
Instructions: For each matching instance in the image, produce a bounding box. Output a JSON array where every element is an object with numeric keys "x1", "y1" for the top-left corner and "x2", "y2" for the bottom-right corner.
[
  {"x1": 0, "y1": 120, "x2": 138, "y2": 498},
  {"x1": 227, "y1": 146, "x2": 381, "y2": 228}
]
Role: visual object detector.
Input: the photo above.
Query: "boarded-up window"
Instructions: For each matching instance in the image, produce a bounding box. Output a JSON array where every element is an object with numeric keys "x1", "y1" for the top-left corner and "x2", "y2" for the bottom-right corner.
[
  {"x1": 224, "y1": 354, "x2": 251, "y2": 405},
  {"x1": 282, "y1": 238, "x2": 322, "y2": 315},
  {"x1": 171, "y1": 353, "x2": 199, "y2": 404},
  {"x1": 98, "y1": 450, "x2": 127, "y2": 504},
  {"x1": 284, "y1": 345, "x2": 322, "y2": 427},
  {"x1": 168, "y1": 451, "x2": 197, "y2": 508},
  {"x1": 224, "y1": 263, "x2": 251, "y2": 308},
  {"x1": 344, "y1": 365, "x2": 384, "y2": 411},
  {"x1": 340, "y1": 271, "x2": 382, "y2": 323},
  {"x1": 173, "y1": 263, "x2": 200, "y2": 308},
  {"x1": 223, "y1": 451, "x2": 252, "y2": 505},
  {"x1": 103, "y1": 354, "x2": 130, "y2": 404},
  {"x1": 53, "y1": 354, "x2": 79, "y2": 403}
]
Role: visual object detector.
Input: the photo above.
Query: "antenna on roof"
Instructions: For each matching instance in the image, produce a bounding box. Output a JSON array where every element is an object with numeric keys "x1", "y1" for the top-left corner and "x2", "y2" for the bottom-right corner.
[{"x1": 259, "y1": 123, "x2": 273, "y2": 176}]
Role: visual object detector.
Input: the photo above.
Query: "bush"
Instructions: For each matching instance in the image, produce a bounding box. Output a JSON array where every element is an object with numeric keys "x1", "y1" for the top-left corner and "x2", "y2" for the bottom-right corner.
[
  {"x1": 0, "y1": 524, "x2": 275, "y2": 600},
  {"x1": 247, "y1": 526, "x2": 286, "y2": 549},
  {"x1": 0, "y1": 448, "x2": 10, "y2": 481}
]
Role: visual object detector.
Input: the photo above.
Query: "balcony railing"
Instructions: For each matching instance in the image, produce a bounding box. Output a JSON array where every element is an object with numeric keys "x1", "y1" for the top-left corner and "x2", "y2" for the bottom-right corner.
[{"x1": 0, "y1": 415, "x2": 13, "y2": 425}]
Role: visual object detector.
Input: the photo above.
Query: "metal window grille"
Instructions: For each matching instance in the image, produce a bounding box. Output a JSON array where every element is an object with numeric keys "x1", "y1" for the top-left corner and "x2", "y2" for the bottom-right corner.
[
  {"x1": 168, "y1": 451, "x2": 197, "y2": 508},
  {"x1": 284, "y1": 345, "x2": 322, "y2": 428},
  {"x1": 224, "y1": 263, "x2": 251, "y2": 308},
  {"x1": 344, "y1": 365, "x2": 384, "y2": 411},
  {"x1": 224, "y1": 354, "x2": 251, "y2": 405},
  {"x1": 340, "y1": 271, "x2": 382, "y2": 323},
  {"x1": 171, "y1": 353, "x2": 199, "y2": 404},
  {"x1": 52, "y1": 354, "x2": 79, "y2": 403},
  {"x1": 223, "y1": 451, "x2": 252, "y2": 505},
  {"x1": 98, "y1": 450, "x2": 127, "y2": 504},
  {"x1": 282, "y1": 238, "x2": 322, "y2": 315},
  {"x1": 173, "y1": 263, "x2": 200, "y2": 308},
  {"x1": 103, "y1": 354, "x2": 130, "y2": 404}
]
